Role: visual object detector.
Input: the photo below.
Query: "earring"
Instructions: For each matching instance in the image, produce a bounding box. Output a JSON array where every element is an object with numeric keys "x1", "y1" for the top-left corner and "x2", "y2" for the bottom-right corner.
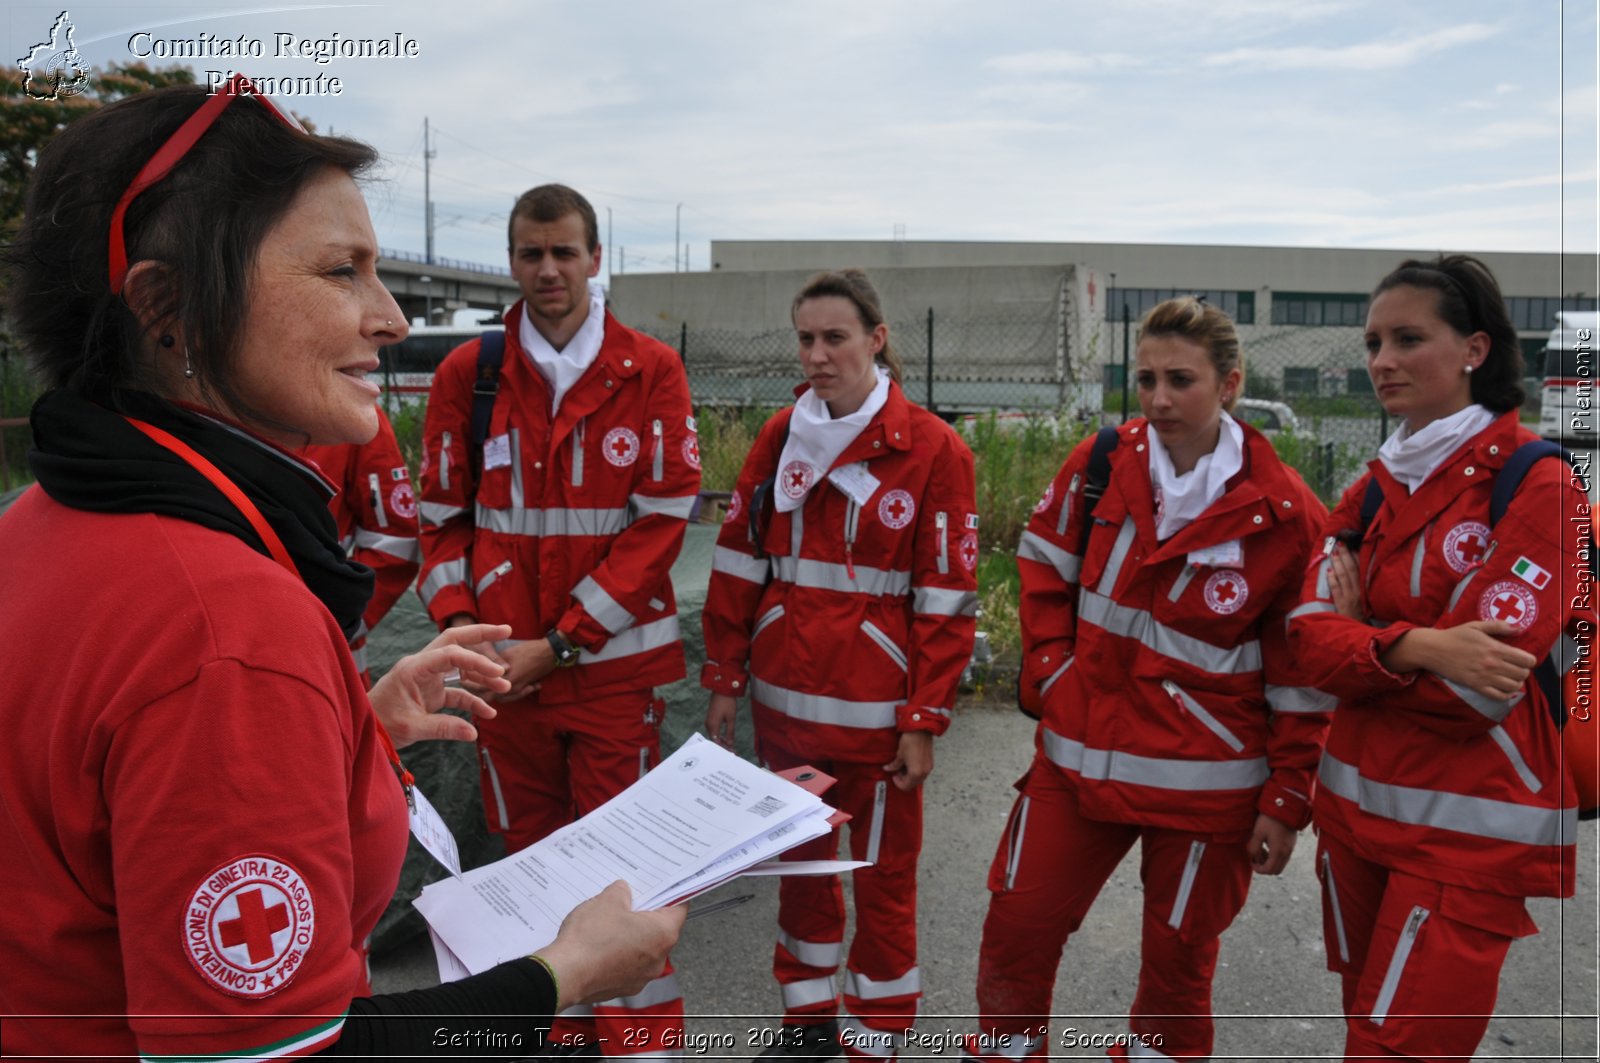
[
  {"x1": 184, "y1": 346, "x2": 196, "y2": 379},
  {"x1": 1463, "y1": 364, "x2": 1474, "y2": 375},
  {"x1": 159, "y1": 334, "x2": 175, "y2": 348}
]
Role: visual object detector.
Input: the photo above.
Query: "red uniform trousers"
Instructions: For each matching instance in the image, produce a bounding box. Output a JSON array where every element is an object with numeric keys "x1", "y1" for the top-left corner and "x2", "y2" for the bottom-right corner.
[
  {"x1": 475, "y1": 687, "x2": 681, "y2": 1058},
  {"x1": 970, "y1": 758, "x2": 1253, "y2": 1062},
  {"x1": 1316, "y1": 834, "x2": 1537, "y2": 1063},
  {"x1": 760, "y1": 735, "x2": 924, "y2": 1061}
]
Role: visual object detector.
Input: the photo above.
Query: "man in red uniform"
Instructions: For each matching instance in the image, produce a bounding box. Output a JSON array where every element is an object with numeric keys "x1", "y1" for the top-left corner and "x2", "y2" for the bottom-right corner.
[
  {"x1": 416, "y1": 184, "x2": 697, "y2": 1056},
  {"x1": 302, "y1": 404, "x2": 421, "y2": 684}
]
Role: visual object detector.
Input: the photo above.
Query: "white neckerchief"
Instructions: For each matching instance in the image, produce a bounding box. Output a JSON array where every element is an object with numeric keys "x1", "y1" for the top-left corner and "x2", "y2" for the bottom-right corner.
[
  {"x1": 1147, "y1": 411, "x2": 1245, "y2": 541},
  {"x1": 519, "y1": 287, "x2": 607, "y2": 413},
  {"x1": 1377, "y1": 404, "x2": 1496, "y2": 493},
  {"x1": 774, "y1": 369, "x2": 891, "y2": 513}
]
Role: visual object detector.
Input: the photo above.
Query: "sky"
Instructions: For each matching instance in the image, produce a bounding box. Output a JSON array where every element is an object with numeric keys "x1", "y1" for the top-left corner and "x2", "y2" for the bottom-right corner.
[{"x1": 7, "y1": 1, "x2": 1599, "y2": 282}]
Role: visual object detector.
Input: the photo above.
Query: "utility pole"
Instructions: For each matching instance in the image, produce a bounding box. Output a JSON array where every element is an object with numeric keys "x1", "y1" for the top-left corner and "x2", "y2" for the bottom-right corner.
[
  {"x1": 675, "y1": 203, "x2": 683, "y2": 272},
  {"x1": 606, "y1": 207, "x2": 613, "y2": 283},
  {"x1": 423, "y1": 117, "x2": 436, "y2": 265}
]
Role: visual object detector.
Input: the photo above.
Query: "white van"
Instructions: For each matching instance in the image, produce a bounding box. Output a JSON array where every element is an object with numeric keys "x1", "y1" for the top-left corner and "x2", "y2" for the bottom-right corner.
[
  {"x1": 1538, "y1": 312, "x2": 1598, "y2": 444},
  {"x1": 376, "y1": 325, "x2": 503, "y2": 405}
]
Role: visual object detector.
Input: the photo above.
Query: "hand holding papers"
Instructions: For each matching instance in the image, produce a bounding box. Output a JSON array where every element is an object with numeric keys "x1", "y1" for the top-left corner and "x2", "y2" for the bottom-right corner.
[{"x1": 416, "y1": 734, "x2": 866, "y2": 975}]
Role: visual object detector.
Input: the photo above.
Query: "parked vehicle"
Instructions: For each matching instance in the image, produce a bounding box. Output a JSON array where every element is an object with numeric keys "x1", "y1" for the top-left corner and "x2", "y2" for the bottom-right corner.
[
  {"x1": 377, "y1": 325, "x2": 502, "y2": 405},
  {"x1": 1538, "y1": 312, "x2": 1598, "y2": 445},
  {"x1": 1232, "y1": 397, "x2": 1301, "y2": 435}
]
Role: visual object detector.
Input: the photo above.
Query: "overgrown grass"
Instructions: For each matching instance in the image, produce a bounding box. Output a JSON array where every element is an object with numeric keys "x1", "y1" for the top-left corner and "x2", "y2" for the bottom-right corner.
[
  {"x1": 694, "y1": 405, "x2": 780, "y2": 493},
  {"x1": 1268, "y1": 426, "x2": 1368, "y2": 505},
  {"x1": 0, "y1": 341, "x2": 43, "y2": 492},
  {"x1": 385, "y1": 399, "x2": 428, "y2": 481},
  {"x1": 963, "y1": 411, "x2": 1092, "y2": 554}
]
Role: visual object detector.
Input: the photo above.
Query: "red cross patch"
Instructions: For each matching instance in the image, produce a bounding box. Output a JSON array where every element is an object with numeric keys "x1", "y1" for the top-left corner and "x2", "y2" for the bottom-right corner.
[
  {"x1": 959, "y1": 532, "x2": 979, "y2": 571},
  {"x1": 725, "y1": 489, "x2": 743, "y2": 523},
  {"x1": 1203, "y1": 570, "x2": 1249, "y2": 615},
  {"x1": 1443, "y1": 521, "x2": 1491, "y2": 575},
  {"x1": 878, "y1": 488, "x2": 916, "y2": 530},
  {"x1": 780, "y1": 461, "x2": 815, "y2": 500},
  {"x1": 1034, "y1": 482, "x2": 1055, "y2": 516},
  {"x1": 389, "y1": 483, "x2": 417, "y2": 519},
  {"x1": 185, "y1": 855, "x2": 314, "y2": 999},
  {"x1": 602, "y1": 427, "x2": 641, "y2": 468},
  {"x1": 1479, "y1": 580, "x2": 1537, "y2": 631},
  {"x1": 682, "y1": 435, "x2": 701, "y2": 470}
]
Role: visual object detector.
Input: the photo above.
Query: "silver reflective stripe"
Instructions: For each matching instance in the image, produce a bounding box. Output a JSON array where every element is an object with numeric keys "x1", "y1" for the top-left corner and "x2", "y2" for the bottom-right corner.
[
  {"x1": 630, "y1": 493, "x2": 697, "y2": 520},
  {"x1": 1553, "y1": 633, "x2": 1581, "y2": 676},
  {"x1": 652, "y1": 419, "x2": 664, "y2": 481},
  {"x1": 475, "y1": 560, "x2": 513, "y2": 596},
  {"x1": 420, "y1": 558, "x2": 469, "y2": 606},
  {"x1": 1488, "y1": 725, "x2": 1544, "y2": 793},
  {"x1": 1409, "y1": 532, "x2": 1428, "y2": 598},
  {"x1": 751, "y1": 679, "x2": 899, "y2": 730},
  {"x1": 574, "y1": 575, "x2": 637, "y2": 635},
  {"x1": 1265, "y1": 684, "x2": 1337, "y2": 715},
  {"x1": 791, "y1": 503, "x2": 804, "y2": 556},
  {"x1": 963, "y1": 1032, "x2": 1044, "y2": 1060},
  {"x1": 919, "y1": 705, "x2": 953, "y2": 720},
  {"x1": 480, "y1": 747, "x2": 510, "y2": 830},
  {"x1": 1439, "y1": 676, "x2": 1522, "y2": 723},
  {"x1": 1371, "y1": 906, "x2": 1429, "y2": 1025},
  {"x1": 1017, "y1": 531, "x2": 1082, "y2": 584},
  {"x1": 439, "y1": 431, "x2": 452, "y2": 491},
  {"x1": 1168, "y1": 841, "x2": 1205, "y2": 929},
  {"x1": 1004, "y1": 796, "x2": 1031, "y2": 890},
  {"x1": 1319, "y1": 752, "x2": 1577, "y2": 846},
  {"x1": 844, "y1": 495, "x2": 860, "y2": 547},
  {"x1": 1079, "y1": 591, "x2": 1262, "y2": 675},
  {"x1": 475, "y1": 504, "x2": 630, "y2": 537},
  {"x1": 577, "y1": 616, "x2": 680, "y2": 664},
  {"x1": 349, "y1": 642, "x2": 368, "y2": 673},
  {"x1": 838, "y1": 1014, "x2": 895, "y2": 1059},
  {"x1": 562, "y1": 1003, "x2": 595, "y2": 1019},
  {"x1": 1163, "y1": 681, "x2": 1245, "y2": 753},
  {"x1": 1167, "y1": 563, "x2": 1199, "y2": 603},
  {"x1": 639, "y1": 748, "x2": 649, "y2": 779},
  {"x1": 369, "y1": 472, "x2": 388, "y2": 528},
  {"x1": 1289, "y1": 600, "x2": 1336, "y2": 622},
  {"x1": 860, "y1": 621, "x2": 908, "y2": 673},
  {"x1": 1039, "y1": 656, "x2": 1074, "y2": 697},
  {"x1": 1042, "y1": 727, "x2": 1268, "y2": 791},
  {"x1": 603, "y1": 969, "x2": 681, "y2": 1010},
  {"x1": 844, "y1": 966, "x2": 921, "y2": 1000},
  {"x1": 572, "y1": 417, "x2": 585, "y2": 487},
  {"x1": 936, "y1": 512, "x2": 949, "y2": 575},
  {"x1": 649, "y1": 597, "x2": 665, "y2": 611},
  {"x1": 1096, "y1": 518, "x2": 1137, "y2": 594},
  {"x1": 1322, "y1": 851, "x2": 1350, "y2": 964},
  {"x1": 753, "y1": 604, "x2": 786, "y2": 640},
  {"x1": 509, "y1": 428, "x2": 524, "y2": 508},
  {"x1": 712, "y1": 546, "x2": 770, "y2": 584},
  {"x1": 772, "y1": 556, "x2": 912, "y2": 597},
  {"x1": 780, "y1": 976, "x2": 839, "y2": 1010},
  {"x1": 1314, "y1": 556, "x2": 1331, "y2": 600},
  {"x1": 1057, "y1": 474, "x2": 1079, "y2": 535},
  {"x1": 778, "y1": 930, "x2": 843, "y2": 969},
  {"x1": 1446, "y1": 567, "x2": 1480, "y2": 611},
  {"x1": 914, "y1": 586, "x2": 978, "y2": 617},
  {"x1": 420, "y1": 501, "x2": 466, "y2": 527},
  {"x1": 866, "y1": 781, "x2": 887, "y2": 864},
  {"x1": 352, "y1": 527, "x2": 421, "y2": 562}
]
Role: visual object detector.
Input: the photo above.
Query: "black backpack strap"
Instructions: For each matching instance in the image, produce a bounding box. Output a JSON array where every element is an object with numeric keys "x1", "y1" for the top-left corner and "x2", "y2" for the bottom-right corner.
[
  {"x1": 1077, "y1": 426, "x2": 1120, "y2": 557},
  {"x1": 1356, "y1": 476, "x2": 1385, "y2": 544},
  {"x1": 468, "y1": 330, "x2": 506, "y2": 475},
  {"x1": 1490, "y1": 440, "x2": 1566, "y2": 526},
  {"x1": 748, "y1": 419, "x2": 793, "y2": 560}
]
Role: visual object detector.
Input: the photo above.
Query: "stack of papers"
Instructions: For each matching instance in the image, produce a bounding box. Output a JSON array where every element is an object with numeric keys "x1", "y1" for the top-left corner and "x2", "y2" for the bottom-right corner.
[{"x1": 415, "y1": 734, "x2": 864, "y2": 976}]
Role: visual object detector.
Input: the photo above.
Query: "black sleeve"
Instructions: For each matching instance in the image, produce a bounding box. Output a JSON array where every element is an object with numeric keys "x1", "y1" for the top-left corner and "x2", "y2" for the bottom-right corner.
[{"x1": 316, "y1": 957, "x2": 558, "y2": 1057}]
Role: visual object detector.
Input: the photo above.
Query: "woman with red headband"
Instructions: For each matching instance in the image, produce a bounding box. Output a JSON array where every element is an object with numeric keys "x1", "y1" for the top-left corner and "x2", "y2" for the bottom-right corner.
[{"x1": 0, "y1": 80, "x2": 681, "y2": 1058}]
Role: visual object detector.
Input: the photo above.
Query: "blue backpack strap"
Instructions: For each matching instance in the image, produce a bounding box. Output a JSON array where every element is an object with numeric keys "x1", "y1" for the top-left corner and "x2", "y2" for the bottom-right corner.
[
  {"x1": 1077, "y1": 425, "x2": 1120, "y2": 557},
  {"x1": 1490, "y1": 439, "x2": 1566, "y2": 526},
  {"x1": 469, "y1": 330, "x2": 506, "y2": 469},
  {"x1": 1356, "y1": 475, "x2": 1385, "y2": 543}
]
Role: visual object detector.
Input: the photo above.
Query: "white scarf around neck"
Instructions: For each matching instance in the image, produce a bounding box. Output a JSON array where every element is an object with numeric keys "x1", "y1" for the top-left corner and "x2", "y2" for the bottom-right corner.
[
  {"x1": 1377, "y1": 403, "x2": 1496, "y2": 493},
  {"x1": 519, "y1": 287, "x2": 607, "y2": 413},
  {"x1": 774, "y1": 368, "x2": 892, "y2": 512},
  {"x1": 1147, "y1": 410, "x2": 1245, "y2": 541}
]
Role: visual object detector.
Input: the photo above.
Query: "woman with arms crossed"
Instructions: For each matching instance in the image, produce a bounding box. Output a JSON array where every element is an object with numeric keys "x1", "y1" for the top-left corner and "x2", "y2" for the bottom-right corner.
[
  {"x1": 703, "y1": 270, "x2": 977, "y2": 1062},
  {"x1": 0, "y1": 79, "x2": 681, "y2": 1059},
  {"x1": 1290, "y1": 256, "x2": 1587, "y2": 1061},
  {"x1": 965, "y1": 298, "x2": 1330, "y2": 1062}
]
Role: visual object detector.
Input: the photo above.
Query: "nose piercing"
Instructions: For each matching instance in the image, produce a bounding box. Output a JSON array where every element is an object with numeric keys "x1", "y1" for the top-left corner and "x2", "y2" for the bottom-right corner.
[{"x1": 386, "y1": 320, "x2": 393, "y2": 326}]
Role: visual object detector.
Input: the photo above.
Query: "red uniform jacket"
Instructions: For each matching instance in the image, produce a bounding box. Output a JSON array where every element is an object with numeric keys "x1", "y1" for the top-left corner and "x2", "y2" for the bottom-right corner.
[
  {"x1": 1288, "y1": 411, "x2": 1586, "y2": 899},
  {"x1": 1020, "y1": 418, "x2": 1331, "y2": 834},
  {"x1": 701, "y1": 382, "x2": 978, "y2": 764},
  {"x1": 416, "y1": 303, "x2": 698, "y2": 701}
]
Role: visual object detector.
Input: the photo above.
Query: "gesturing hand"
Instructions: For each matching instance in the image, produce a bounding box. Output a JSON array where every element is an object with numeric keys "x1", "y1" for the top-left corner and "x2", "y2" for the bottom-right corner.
[{"x1": 369, "y1": 623, "x2": 512, "y2": 747}]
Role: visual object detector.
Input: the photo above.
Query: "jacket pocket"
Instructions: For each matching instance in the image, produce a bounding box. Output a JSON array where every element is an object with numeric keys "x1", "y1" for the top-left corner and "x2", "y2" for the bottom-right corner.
[
  {"x1": 475, "y1": 559, "x2": 514, "y2": 597},
  {"x1": 860, "y1": 619, "x2": 909, "y2": 673},
  {"x1": 1371, "y1": 906, "x2": 1430, "y2": 1026},
  {"x1": 935, "y1": 511, "x2": 949, "y2": 575},
  {"x1": 1167, "y1": 840, "x2": 1206, "y2": 930},
  {"x1": 753, "y1": 603, "x2": 786, "y2": 641},
  {"x1": 1320, "y1": 850, "x2": 1351, "y2": 965},
  {"x1": 1486, "y1": 725, "x2": 1544, "y2": 794},
  {"x1": 1161, "y1": 680, "x2": 1246, "y2": 753},
  {"x1": 572, "y1": 416, "x2": 586, "y2": 487}
]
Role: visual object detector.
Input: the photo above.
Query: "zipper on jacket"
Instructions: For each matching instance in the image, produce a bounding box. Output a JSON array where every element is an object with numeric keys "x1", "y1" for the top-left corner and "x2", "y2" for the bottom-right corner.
[
  {"x1": 1371, "y1": 906, "x2": 1430, "y2": 1025},
  {"x1": 936, "y1": 511, "x2": 949, "y2": 575},
  {"x1": 1003, "y1": 796, "x2": 1032, "y2": 891},
  {"x1": 652, "y1": 419, "x2": 664, "y2": 481},
  {"x1": 1039, "y1": 655, "x2": 1074, "y2": 697},
  {"x1": 866, "y1": 781, "x2": 887, "y2": 864},
  {"x1": 753, "y1": 604, "x2": 786, "y2": 640},
  {"x1": 1321, "y1": 851, "x2": 1351, "y2": 964},
  {"x1": 860, "y1": 619, "x2": 909, "y2": 672},
  {"x1": 369, "y1": 472, "x2": 388, "y2": 528},
  {"x1": 439, "y1": 431, "x2": 453, "y2": 491},
  {"x1": 572, "y1": 417, "x2": 586, "y2": 487},
  {"x1": 1167, "y1": 841, "x2": 1205, "y2": 929},
  {"x1": 844, "y1": 497, "x2": 861, "y2": 581},
  {"x1": 475, "y1": 560, "x2": 513, "y2": 596},
  {"x1": 1167, "y1": 563, "x2": 1200, "y2": 602},
  {"x1": 638, "y1": 748, "x2": 650, "y2": 780},
  {"x1": 1057, "y1": 474, "x2": 1080, "y2": 535},
  {"x1": 1161, "y1": 680, "x2": 1245, "y2": 752}
]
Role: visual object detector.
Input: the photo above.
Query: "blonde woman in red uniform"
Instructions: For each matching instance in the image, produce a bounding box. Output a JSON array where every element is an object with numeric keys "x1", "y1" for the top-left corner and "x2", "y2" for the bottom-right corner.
[
  {"x1": 703, "y1": 269, "x2": 977, "y2": 1062},
  {"x1": 1290, "y1": 255, "x2": 1587, "y2": 1061},
  {"x1": 965, "y1": 297, "x2": 1330, "y2": 1061}
]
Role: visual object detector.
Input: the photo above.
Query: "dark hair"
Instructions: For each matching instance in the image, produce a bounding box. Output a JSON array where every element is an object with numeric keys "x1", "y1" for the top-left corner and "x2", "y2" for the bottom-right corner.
[
  {"x1": 1372, "y1": 254, "x2": 1524, "y2": 412},
  {"x1": 3, "y1": 84, "x2": 376, "y2": 417},
  {"x1": 1137, "y1": 296, "x2": 1244, "y2": 410},
  {"x1": 507, "y1": 184, "x2": 599, "y2": 253},
  {"x1": 790, "y1": 269, "x2": 904, "y2": 385}
]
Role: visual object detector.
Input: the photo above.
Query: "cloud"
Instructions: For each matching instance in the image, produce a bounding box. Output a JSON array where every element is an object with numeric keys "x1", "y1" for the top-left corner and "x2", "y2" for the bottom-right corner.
[
  {"x1": 982, "y1": 50, "x2": 1144, "y2": 76},
  {"x1": 1204, "y1": 23, "x2": 1499, "y2": 73}
]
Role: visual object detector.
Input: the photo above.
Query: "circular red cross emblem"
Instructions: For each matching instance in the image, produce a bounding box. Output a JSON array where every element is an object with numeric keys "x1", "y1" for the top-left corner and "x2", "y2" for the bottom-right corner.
[
  {"x1": 1443, "y1": 521, "x2": 1491, "y2": 575},
  {"x1": 959, "y1": 532, "x2": 979, "y2": 571},
  {"x1": 1479, "y1": 579, "x2": 1537, "y2": 631},
  {"x1": 185, "y1": 855, "x2": 315, "y2": 999},
  {"x1": 780, "y1": 461, "x2": 815, "y2": 500},
  {"x1": 878, "y1": 489, "x2": 916, "y2": 529},
  {"x1": 602, "y1": 427, "x2": 640, "y2": 467},
  {"x1": 389, "y1": 482, "x2": 417, "y2": 519},
  {"x1": 682, "y1": 435, "x2": 701, "y2": 470},
  {"x1": 1203, "y1": 570, "x2": 1249, "y2": 615},
  {"x1": 1034, "y1": 482, "x2": 1055, "y2": 515},
  {"x1": 725, "y1": 489, "x2": 743, "y2": 523}
]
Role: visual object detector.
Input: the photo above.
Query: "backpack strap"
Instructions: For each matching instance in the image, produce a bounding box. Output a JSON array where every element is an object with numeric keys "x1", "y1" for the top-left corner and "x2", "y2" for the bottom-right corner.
[
  {"x1": 1077, "y1": 425, "x2": 1120, "y2": 557},
  {"x1": 1490, "y1": 440, "x2": 1566, "y2": 526},
  {"x1": 468, "y1": 330, "x2": 506, "y2": 475},
  {"x1": 1356, "y1": 476, "x2": 1385, "y2": 543},
  {"x1": 747, "y1": 419, "x2": 793, "y2": 560}
]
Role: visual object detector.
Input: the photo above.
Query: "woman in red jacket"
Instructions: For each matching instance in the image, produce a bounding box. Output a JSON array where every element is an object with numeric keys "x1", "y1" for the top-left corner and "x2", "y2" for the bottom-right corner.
[
  {"x1": 702, "y1": 269, "x2": 977, "y2": 1062},
  {"x1": 966, "y1": 297, "x2": 1330, "y2": 1062},
  {"x1": 1289, "y1": 255, "x2": 1587, "y2": 1061}
]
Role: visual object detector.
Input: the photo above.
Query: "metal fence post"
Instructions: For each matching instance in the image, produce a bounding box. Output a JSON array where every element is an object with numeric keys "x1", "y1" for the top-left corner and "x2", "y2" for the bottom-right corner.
[
  {"x1": 1120, "y1": 304, "x2": 1132, "y2": 423},
  {"x1": 926, "y1": 307, "x2": 935, "y2": 412},
  {"x1": 679, "y1": 322, "x2": 688, "y2": 365}
]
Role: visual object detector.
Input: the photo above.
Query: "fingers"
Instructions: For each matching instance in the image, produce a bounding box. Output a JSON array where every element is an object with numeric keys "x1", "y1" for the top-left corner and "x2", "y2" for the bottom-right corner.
[
  {"x1": 429, "y1": 644, "x2": 512, "y2": 691},
  {"x1": 438, "y1": 686, "x2": 498, "y2": 724},
  {"x1": 429, "y1": 623, "x2": 514, "y2": 654}
]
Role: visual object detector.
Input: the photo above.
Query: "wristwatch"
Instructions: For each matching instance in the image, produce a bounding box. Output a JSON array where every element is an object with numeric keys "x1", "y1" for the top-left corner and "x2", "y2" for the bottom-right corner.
[{"x1": 546, "y1": 629, "x2": 581, "y2": 668}]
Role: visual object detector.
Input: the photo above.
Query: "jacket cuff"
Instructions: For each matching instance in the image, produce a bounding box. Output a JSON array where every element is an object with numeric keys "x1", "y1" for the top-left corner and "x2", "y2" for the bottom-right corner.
[
  {"x1": 426, "y1": 586, "x2": 478, "y2": 630},
  {"x1": 896, "y1": 702, "x2": 952, "y2": 738},
  {"x1": 1256, "y1": 777, "x2": 1313, "y2": 831},
  {"x1": 1365, "y1": 623, "x2": 1421, "y2": 687},
  {"x1": 559, "y1": 605, "x2": 611, "y2": 654},
  {"x1": 700, "y1": 660, "x2": 750, "y2": 697}
]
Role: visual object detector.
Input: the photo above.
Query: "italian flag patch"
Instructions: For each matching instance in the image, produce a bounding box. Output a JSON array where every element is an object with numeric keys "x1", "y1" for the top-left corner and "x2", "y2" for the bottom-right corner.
[{"x1": 1510, "y1": 556, "x2": 1552, "y2": 590}]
